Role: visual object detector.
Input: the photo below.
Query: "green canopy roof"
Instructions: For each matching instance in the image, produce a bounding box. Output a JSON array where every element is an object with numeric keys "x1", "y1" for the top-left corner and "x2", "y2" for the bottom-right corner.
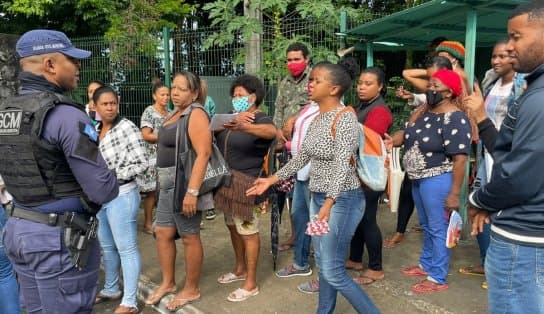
[{"x1": 347, "y1": 0, "x2": 528, "y2": 51}]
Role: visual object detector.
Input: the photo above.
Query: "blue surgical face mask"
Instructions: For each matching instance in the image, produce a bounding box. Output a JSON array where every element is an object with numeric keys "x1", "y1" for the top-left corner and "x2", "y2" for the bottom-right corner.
[{"x1": 232, "y1": 96, "x2": 252, "y2": 112}]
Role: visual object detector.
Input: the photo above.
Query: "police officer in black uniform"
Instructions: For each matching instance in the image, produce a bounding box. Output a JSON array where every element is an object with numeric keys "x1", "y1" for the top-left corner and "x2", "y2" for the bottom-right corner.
[{"x1": 0, "y1": 29, "x2": 119, "y2": 313}]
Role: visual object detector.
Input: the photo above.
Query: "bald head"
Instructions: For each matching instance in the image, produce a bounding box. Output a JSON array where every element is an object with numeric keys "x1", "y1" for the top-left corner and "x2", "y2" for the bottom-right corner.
[
  {"x1": 20, "y1": 52, "x2": 81, "y2": 92},
  {"x1": 20, "y1": 54, "x2": 51, "y2": 75}
]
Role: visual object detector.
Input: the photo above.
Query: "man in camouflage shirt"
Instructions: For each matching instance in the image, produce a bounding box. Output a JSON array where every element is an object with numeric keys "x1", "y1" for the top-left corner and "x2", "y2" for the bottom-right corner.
[{"x1": 273, "y1": 42, "x2": 311, "y2": 142}]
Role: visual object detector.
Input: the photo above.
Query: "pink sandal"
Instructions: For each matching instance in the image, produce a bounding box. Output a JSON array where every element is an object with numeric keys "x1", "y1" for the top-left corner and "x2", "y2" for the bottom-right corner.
[
  {"x1": 411, "y1": 280, "x2": 448, "y2": 293},
  {"x1": 400, "y1": 265, "x2": 428, "y2": 277}
]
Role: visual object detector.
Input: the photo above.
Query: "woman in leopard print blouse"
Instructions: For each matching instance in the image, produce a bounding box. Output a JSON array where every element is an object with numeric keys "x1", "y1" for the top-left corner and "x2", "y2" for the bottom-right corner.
[{"x1": 248, "y1": 58, "x2": 380, "y2": 314}]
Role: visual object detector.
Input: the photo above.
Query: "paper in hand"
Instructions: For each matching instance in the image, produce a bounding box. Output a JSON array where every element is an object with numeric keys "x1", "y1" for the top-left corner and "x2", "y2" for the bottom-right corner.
[
  {"x1": 209, "y1": 113, "x2": 238, "y2": 131},
  {"x1": 446, "y1": 211, "x2": 463, "y2": 248}
]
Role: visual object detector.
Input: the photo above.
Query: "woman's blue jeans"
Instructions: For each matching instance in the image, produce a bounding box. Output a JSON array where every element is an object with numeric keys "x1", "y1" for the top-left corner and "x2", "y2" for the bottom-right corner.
[
  {"x1": 0, "y1": 205, "x2": 22, "y2": 314},
  {"x1": 292, "y1": 179, "x2": 312, "y2": 269},
  {"x1": 97, "y1": 187, "x2": 142, "y2": 308},
  {"x1": 411, "y1": 173, "x2": 452, "y2": 284},
  {"x1": 310, "y1": 188, "x2": 380, "y2": 314}
]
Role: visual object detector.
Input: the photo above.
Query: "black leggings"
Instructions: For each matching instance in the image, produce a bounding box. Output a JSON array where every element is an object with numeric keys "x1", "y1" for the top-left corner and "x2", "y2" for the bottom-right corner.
[
  {"x1": 349, "y1": 189, "x2": 383, "y2": 271},
  {"x1": 396, "y1": 176, "x2": 415, "y2": 233}
]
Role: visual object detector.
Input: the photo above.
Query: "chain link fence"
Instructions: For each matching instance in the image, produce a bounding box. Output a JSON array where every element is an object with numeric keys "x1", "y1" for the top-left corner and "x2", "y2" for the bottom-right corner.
[{"x1": 72, "y1": 16, "x2": 410, "y2": 129}]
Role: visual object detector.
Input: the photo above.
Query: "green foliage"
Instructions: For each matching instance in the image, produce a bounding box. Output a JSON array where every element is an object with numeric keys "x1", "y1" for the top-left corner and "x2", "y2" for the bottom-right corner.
[
  {"x1": 103, "y1": 0, "x2": 192, "y2": 62},
  {"x1": 3, "y1": 0, "x2": 53, "y2": 16},
  {"x1": 1, "y1": 0, "x2": 192, "y2": 62},
  {"x1": 385, "y1": 75, "x2": 412, "y2": 132},
  {"x1": 203, "y1": 0, "x2": 373, "y2": 83}
]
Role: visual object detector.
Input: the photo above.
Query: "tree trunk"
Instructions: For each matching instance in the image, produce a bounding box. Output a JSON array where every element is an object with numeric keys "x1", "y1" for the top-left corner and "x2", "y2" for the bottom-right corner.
[{"x1": 244, "y1": 0, "x2": 262, "y2": 75}]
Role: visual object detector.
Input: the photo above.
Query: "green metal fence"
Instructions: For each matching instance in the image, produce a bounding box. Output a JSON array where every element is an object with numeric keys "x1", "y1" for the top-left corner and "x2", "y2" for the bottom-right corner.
[{"x1": 72, "y1": 17, "x2": 411, "y2": 129}]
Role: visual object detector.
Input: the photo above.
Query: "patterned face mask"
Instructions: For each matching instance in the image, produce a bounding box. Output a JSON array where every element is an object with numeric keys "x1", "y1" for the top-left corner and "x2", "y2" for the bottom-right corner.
[{"x1": 232, "y1": 96, "x2": 252, "y2": 112}]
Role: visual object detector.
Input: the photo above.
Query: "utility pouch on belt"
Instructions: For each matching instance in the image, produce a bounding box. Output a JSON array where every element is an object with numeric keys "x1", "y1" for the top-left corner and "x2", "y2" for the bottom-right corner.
[{"x1": 63, "y1": 213, "x2": 98, "y2": 270}]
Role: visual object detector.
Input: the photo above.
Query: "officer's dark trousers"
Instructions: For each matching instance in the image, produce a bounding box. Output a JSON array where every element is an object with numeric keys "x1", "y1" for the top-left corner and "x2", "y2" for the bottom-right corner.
[{"x1": 3, "y1": 217, "x2": 100, "y2": 314}]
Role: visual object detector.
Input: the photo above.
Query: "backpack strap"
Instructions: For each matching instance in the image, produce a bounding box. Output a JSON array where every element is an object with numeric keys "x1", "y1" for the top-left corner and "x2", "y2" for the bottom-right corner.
[
  {"x1": 331, "y1": 106, "x2": 358, "y2": 167},
  {"x1": 331, "y1": 106, "x2": 356, "y2": 138}
]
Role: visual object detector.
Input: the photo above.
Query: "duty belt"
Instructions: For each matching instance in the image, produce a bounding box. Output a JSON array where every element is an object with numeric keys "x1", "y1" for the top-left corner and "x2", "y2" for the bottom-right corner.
[
  {"x1": 6, "y1": 204, "x2": 98, "y2": 270},
  {"x1": 5, "y1": 205, "x2": 76, "y2": 226}
]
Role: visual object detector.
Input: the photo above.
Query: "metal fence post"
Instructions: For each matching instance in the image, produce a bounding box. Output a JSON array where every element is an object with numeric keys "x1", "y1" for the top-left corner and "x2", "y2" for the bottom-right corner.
[
  {"x1": 339, "y1": 11, "x2": 347, "y2": 49},
  {"x1": 163, "y1": 26, "x2": 172, "y2": 110}
]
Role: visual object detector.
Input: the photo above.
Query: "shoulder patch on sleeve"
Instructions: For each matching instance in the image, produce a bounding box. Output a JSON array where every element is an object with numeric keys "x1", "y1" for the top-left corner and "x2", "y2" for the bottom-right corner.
[
  {"x1": 79, "y1": 121, "x2": 98, "y2": 143},
  {"x1": 74, "y1": 121, "x2": 99, "y2": 163}
]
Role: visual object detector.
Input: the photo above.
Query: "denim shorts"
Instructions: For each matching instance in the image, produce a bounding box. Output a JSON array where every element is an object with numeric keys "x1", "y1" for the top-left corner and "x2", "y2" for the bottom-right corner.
[{"x1": 156, "y1": 167, "x2": 202, "y2": 235}]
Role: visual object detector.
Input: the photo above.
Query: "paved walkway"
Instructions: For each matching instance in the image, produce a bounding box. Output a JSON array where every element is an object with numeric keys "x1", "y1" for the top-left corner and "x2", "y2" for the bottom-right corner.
[{"x1": 93, "y1": 203, "x2": 488, "y2": 314}]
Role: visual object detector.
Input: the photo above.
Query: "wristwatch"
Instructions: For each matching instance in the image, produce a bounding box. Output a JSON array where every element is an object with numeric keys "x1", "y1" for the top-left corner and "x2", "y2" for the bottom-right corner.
[{"x1": 186, "y1": 188, "x2": 199, "y2": 197}]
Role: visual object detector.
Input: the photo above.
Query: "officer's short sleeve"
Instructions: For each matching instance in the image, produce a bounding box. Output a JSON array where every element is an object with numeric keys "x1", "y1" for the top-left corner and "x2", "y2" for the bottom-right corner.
[{"x1": 73, "y1": 120, "x2": 100, "y2": 163}]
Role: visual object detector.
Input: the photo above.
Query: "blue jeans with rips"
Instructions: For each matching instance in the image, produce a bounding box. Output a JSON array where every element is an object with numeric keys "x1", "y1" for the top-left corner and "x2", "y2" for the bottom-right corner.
[
  {"x1": 411, "y1": 173, "x2": 452, "y2": 284},
  {"x1": 485, "y1": 234, "x2": 544, "y2": 313},
  {"x1": 292, "y1": 179, "x2": 312, "y2": 269},
  {"x1": 97, "y1": 187, "x2": 142, "y2": 308},
  {"x1": 310, "y1": 188, "x2": 379, "y2": 314},
  {"x1": 0, "y1": 205, "x2": 22, "y2": 314}
]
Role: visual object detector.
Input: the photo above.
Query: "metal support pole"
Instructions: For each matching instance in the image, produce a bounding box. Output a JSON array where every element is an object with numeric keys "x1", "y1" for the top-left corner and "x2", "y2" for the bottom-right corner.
[
  {"x1": 163, "y1": 26, "x2": 172, "y2": 110},
  {"x1": 459, "y1": 10, "x2": 478, "y2": 231},
  {"x1": 465, "y1": 10, "x2": 477, "y2": 90},
  {"x1": 340, "y1": 11, "x2": 347, "y2": 49},
  {"x1": 366, "y1": 42, "x2": 374, "y2": 67}
]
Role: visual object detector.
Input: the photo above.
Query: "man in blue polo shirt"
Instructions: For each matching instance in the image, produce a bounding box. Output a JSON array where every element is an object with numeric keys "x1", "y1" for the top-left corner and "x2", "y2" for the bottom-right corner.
[{"x1": 0, "y1": 29, "x2": 118, "y2": 313}]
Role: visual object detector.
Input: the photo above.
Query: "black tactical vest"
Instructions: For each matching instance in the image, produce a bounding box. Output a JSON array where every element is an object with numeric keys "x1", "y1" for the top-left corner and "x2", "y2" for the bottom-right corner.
[{"x1": 0, "y1": 91, "x2": 84, "y2": 206}]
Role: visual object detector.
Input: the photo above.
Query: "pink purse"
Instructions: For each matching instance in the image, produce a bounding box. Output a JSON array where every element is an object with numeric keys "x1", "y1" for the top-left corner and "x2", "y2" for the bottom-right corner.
[{"x1": 305, "y1": 215, "x2": 330, "y2": 236}]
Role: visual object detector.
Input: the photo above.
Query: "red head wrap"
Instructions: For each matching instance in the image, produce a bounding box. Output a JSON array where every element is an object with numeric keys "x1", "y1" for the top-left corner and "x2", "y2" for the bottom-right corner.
[{"x1": 431, "y1": 69, "x2": 462, "y2": 97}]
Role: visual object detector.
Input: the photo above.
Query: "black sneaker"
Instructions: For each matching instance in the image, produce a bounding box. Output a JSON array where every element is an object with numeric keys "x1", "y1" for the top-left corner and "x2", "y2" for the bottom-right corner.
[{"x1": 205, "y1": 209, "x2": 216, "y2": 220}]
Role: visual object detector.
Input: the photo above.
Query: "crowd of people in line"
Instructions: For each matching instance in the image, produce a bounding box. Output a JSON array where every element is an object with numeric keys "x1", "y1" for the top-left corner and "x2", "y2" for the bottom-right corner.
[{"x1": 1, "y1": 2, "x2": 544, "y2": 314}]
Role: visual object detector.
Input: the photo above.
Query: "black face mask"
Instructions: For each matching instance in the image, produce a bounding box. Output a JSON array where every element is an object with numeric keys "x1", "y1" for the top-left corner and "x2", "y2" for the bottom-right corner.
[{"x1": 425, "y1": 89, "x2": 443, "y2": 107}]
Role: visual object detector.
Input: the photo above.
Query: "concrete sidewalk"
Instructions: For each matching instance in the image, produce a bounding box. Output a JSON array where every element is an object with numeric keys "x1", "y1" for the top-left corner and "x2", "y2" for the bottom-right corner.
[{"x1": 93, "y1": 204, "x2": 487, "y2": 314}]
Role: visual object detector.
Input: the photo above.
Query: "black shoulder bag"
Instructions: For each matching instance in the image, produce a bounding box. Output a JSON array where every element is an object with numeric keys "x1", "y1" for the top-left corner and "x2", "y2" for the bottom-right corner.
[{"x1": 173, "y1": 105, "x2": 231, "y2": 212}]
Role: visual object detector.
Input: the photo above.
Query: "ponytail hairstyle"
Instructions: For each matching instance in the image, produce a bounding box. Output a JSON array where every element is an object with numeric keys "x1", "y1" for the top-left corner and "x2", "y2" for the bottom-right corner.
[
  {"x1": 152, "y1": 77, "x2": 168, "y2": 95},
  {"x1": 173, "y1": 70, "x2": 205, "y2": 105},
  {"x1": 313, "y1": 56, "x2": 360, "y2": 97}
]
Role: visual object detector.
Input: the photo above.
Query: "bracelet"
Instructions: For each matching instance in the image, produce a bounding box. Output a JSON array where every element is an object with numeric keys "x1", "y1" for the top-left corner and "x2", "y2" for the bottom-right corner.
[{"x1": 186, "y1": 188, "x2": 199, "y2": 197}]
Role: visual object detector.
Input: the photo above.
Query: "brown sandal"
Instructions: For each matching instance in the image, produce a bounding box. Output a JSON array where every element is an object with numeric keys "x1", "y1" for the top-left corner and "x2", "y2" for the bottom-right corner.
[
  {"x1": 345, "y1": 260, "x2": 364, "y2": 271},
  {"x1": 166, "y1": 294, "x2": 201, "y2": 311},
  {"x1": 353, "y1": 275, "x2": 382, "y2": 285},
  {"x1": 144, "y1": 286, "x2": 176, "y2": 306},
  {"x1": 383, "y1": 233, "x2": 404, "y2": 248}
]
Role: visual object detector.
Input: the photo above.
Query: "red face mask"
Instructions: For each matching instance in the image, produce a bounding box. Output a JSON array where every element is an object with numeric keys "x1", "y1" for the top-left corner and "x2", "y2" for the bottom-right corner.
[{"x1": 287, "y1": 61, "x2": 307, "y2": 77}]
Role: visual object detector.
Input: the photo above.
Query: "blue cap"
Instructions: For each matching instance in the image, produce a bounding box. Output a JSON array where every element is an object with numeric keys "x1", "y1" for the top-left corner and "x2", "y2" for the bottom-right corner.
[{"x1": 16, "y1": 29, "x2": 91, "y2": 59}]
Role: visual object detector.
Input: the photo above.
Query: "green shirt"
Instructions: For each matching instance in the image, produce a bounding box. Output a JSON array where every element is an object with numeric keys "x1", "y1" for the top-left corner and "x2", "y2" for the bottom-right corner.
[{"x1": 273, "y1": 66, "x2": 311, "y2": 128}]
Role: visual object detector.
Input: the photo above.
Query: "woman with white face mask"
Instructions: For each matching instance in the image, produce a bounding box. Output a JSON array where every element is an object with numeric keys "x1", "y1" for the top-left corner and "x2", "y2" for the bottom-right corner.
[{"x1": 214, "y1": 74, "x2": 276, "y2": 302}]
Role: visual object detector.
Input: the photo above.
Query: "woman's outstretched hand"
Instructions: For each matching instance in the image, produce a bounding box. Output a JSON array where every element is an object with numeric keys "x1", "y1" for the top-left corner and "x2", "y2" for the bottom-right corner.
[{"x1": 246, "y1": 176, "x2": 278, "y2": 196}]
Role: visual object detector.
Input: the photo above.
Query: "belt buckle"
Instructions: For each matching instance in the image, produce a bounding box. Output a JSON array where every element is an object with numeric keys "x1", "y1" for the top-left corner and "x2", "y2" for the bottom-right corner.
[{"x1": 48, "y1": 213, "x2": 59, "y2": 226}]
